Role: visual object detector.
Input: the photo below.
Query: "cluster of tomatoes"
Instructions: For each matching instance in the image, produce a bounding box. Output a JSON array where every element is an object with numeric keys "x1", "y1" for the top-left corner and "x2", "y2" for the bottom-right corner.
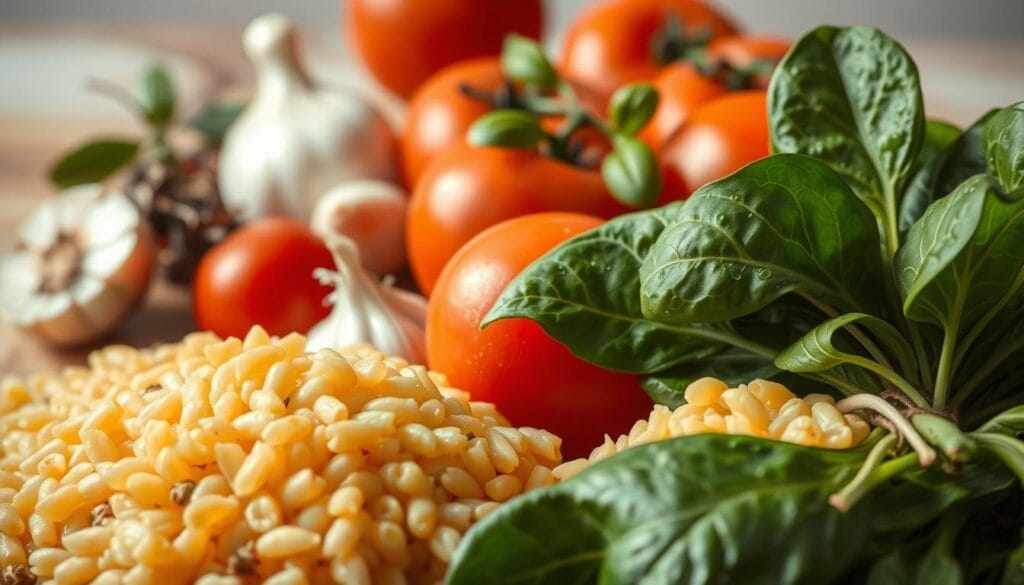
[{"x1": 194, "y1": 0, "x2": 788, "y2": 457}]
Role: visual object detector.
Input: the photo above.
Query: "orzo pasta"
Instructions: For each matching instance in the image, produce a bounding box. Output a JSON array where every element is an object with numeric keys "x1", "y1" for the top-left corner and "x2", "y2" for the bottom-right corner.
[{"x1": 0, "y1": 327, "x2": 562, "y2": 584}]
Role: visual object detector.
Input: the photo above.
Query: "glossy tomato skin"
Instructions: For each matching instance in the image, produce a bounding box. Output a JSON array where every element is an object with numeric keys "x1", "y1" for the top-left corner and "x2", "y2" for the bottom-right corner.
[
  {"x1": 640, "y1": 63, "x2": 726, "y2": 152},
  {"x1": 659, "y1": 90, "x2": 770, "y2": 199},
  {"x1": 560, "y1": 0, "x2": 737, "y2": 106},
  {"x1": 347, "y1": 0, "x2": 543, "y2": 99},
  {"x1": 427, "y1": 213, "x2": 651, "y2": 458},
  {"x1": 401, "y1": 58, "x2": 504, "y2": 188},
  {"x1": 193, "y1": 218, "x2": 334, "y2": 339},
  {"x1": 407, "y1": 145, "x2": 627, "y2": 295}
]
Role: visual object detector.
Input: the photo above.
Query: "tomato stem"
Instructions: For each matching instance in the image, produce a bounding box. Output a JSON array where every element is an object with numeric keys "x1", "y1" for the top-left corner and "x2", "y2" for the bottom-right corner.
[
  {"x1": 836, "y1": 394, "x2": 936, "y2": 466},
  {"x1": 829, "y1": 433, "x2": 896, "y2": 512}
]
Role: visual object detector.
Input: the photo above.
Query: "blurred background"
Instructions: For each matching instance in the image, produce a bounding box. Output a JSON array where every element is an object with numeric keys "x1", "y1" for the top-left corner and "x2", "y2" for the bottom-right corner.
[{"x1": 1, "y1": 0, "x2": 1022, "y2": 372}]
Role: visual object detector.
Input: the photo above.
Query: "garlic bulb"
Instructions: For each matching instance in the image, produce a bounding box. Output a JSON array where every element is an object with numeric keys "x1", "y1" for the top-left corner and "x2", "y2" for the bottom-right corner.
[
  {"x1": 310, "y1": 180, "x2": 408, "y2": 275},
  {"x1": 219, "y1": 13, "x2": 398, "y2": 222},
  {"x1": 0, "y1": 184, "x2": 155, "y2": 345},
  {"x1": 306, "y1": 237, "x2": 427, "y2": 362}
]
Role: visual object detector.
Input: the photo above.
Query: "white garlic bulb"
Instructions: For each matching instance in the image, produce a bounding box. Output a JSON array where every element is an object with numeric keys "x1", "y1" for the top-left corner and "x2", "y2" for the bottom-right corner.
[
  {"x1": 310, "y1": 180, "x2": 408, "y2": 275},
  {"x1": 219, "y1": 13, "x2": 398, "y2": 222},
  {"x1": 306, "y1": 237, "x2": 427, "y2": 363},
  {"x1": 0, "y1": 185, "x2": 155, "y2": 345}
]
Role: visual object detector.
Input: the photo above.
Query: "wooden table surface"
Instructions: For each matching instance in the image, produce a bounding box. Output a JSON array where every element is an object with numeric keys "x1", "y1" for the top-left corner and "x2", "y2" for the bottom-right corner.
[{"x1": 1, "y1": 24, "x2": 1022, "y2": 377}]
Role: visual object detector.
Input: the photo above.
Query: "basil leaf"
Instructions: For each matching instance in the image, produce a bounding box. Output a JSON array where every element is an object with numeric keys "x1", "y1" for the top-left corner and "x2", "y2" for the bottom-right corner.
[
  {"x1": 484, "y1": 205, "x2": 725, "y2": 374},
  {"x1": 641, "y1": 349, "x2": 779, "y2": 407},
  {"x1": 467, "y1": 110, "x2": 546, "y2": 149},
  {"x1": 897, "y1": 175, "x2": 1024, "y2": 329},
  {"x1": 984, "y1": 102, "x2": 1024, "y2": 195},
  {"x1": 608, "y1": 83, "x2": 659, "y2": 136},
  {"x1": 899, "y1": 119, "x2": 962, "y2": 233},
  {"x1": 901, "y1": 113, "x2": 994, "y2": 231},
  {"x1": 775, "y1": 312, "x2": 917, "y2": 379},
  {"x1": 501, "y1": 34, "x2": 557, "y2": 90},
  {"x1": 139, "y1": 64, "x2": 175, "y2": 127},
  {"x1": 601, "y1": 137, "x2": 661, "y2": 208},
  {"x1": 448, "y1": 435, "x2": 872, "y2": 585},
  {"x1": 188, "y1": 101, "x2": 245, "y2": 145},
  {"x1": 1005, "y1": 539, "x2": 1024, "y2": 585},
  {"x1": 48, "y1": 139, "x2": 140, "y2": 188},
  {"x1": 640, "y1": 154, "x2": 883, "y2": 324},
  {"x1": 769, "y1": 26, "x2": 923, "y2": 224},
  {"x1": 866, "y1": 524, "x2": 963, "y2": 585},
  {"x1": 980, "y1": 406, "x2": 1024, "y2": 438}
]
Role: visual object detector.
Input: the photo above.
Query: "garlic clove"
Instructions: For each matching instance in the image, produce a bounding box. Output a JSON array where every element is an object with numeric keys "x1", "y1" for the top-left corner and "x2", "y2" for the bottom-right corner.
[
  {"x1": 310, "y1": 180, "x2": 408, "y2": 275},
  {"x1": 0, "y1": 187, "x2": 156, "y2": 345}
]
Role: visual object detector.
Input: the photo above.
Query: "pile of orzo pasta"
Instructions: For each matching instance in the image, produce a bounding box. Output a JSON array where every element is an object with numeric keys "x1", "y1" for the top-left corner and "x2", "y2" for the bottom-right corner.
[{"x1": 0, "y1": 327, "x2": 562, "y2": 585}]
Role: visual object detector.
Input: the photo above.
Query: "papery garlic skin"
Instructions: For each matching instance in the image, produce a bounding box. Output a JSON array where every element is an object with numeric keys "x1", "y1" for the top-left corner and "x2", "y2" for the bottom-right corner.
[
  {"x1": 0, "y1": 185, "x2": 155, "y2": 345},
  {"x1": 310, "y1": 180, "x2": 408, "y2": 275},
  {"x1": 306, "y1": 238, "x2": 427, "y2": 363},
  {"x1": 219, "y1": 13, "x2": 398, "y2": 223}
]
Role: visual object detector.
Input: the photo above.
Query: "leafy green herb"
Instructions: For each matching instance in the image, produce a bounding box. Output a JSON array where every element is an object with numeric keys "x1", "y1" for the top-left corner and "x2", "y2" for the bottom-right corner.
[
  {"x1": 450, "y1": 436, "x2": 873, "y2": 585},
  {"x1": 138, "y1": 64, "x2": 175, "y2": 128},
  {"x1": 468, "y1": 110, "x2": 546, "y2": 149},
  {"x1": 984, "y1": 102, "x2": 1024, "y2": 195},
  {"x1": 48, "y1": 139, "x2": 139, "y2": 188},
  {"x1": 607, "y1": 83, "x2": 659, "y2": 136},
  {"x1": 640, "y1": 154, "x2": 883, "y2": 323},
  {"x1": 500, "y1": 34, "x2": 558, "y2": 90},
  {"x1": 188, "y1": 101, "x2": 246, "y2": 146},
  {"x1": 899, "y1": 119, "x2": 962, "y2": 232},
  {"x1": 601, "y1": 136, "x2": 661, "y2": 208}
]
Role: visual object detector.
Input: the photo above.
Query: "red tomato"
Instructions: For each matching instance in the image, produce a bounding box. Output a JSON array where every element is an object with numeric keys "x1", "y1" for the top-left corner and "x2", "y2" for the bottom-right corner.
[
  {"x1": 706, "y1": 35, "x2": 791, "y2": 85},
  {"x1": 427, "y1": 213, "x2": 651, "y2": 458},
  {"x1": 560, "y1": 0, "x2": 737, "y2": 106},
  {"x1": 660, "y1": 90, "x2": 770, "y2": 199},
  {"x1": 193, "y1": 218, "x2": 334, "y2": 339},
  {"x1": 346, "y1": 0, "x2": 543, "y2": 99},
  {"x1": 401, "y1": 58, "x2": 504, "y2": 188},
  {"x1": 407, "y1": 145, "x2": 627, "y2": 295}
]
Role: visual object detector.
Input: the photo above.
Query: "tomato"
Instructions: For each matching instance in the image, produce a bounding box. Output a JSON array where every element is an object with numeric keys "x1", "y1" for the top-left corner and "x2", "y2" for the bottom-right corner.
[
  {"x1": 407, "y1": 145, "x2": 627, "y2": 295},
  {"x1": 193, "y1": 218, "x2": 334, "y2": 339},
  {"x1": 706, "y1": 35, "x2": 791, "y2": 86},
  {"x1": 660, "y1": 90, "x2": 770, "y2": 199},
  {"x1": 401, "y1": 58, "x2": 504, "y2": 188},
  {"x1": 346, "y1": 0, "x2": 543, "y2": 99},
  {"x1": 427, "y1": 213, "x2": 651, "y2": 458},
  {"x1": 640, "y1": 63, "x2": 726, "y2": 152},
  {"x1": 560, "y1": 0, "x2": 737, "y2": 106}
]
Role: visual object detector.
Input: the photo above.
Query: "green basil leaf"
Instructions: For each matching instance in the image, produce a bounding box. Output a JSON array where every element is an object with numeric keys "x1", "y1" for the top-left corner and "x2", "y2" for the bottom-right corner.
[
  {"x1": 866, "y1": 518, "x2": 964, "y2": 585},
  {"x1": 974, "y1": 433, "x2": 1024, "y2": 485},
  {"x1": 484, "y1": 205, "x2": 725, "y2": 374},
  {"x1": 467, "y1": 110, "x2": 546, "y2": 149},
  {"x1": 899, "y1": 119, "x2": 962, "y2": 233},
  {"x1": 640, "y1": 349, "x2": 779, "y2": 407},
  {"x1": 980, "y1": 406, "x2": 1024, "y2": 438},
  {"x1": 775, "y1": 312, "x2": 917, "y2": 378},
  {"x1": 448, "y1": 435, "x2": 872, "y2": 585},
  {"x1": 897, "y1": 174, "x2": 1024, "y2": 329},
  {"x1": 139, "y1": 64, "x2": 175, "y2": 127},
  {"x1": 601, "y1": 136, "x2": 661, "y2": 208},
  {"x1": 48, "y1": 139, "x2": 140, "y2": 188},
  {"x1": 901, "y1": 113, "x2": 995, "y2": 232},
  {"x1": 1005, "y1": 538, "x2": 1024, "y2": 585},
  {"x1": 608, "y1": 83, "x2": 659, "y2": 136},
  {"x1": 500, "y1": 34, "x2": 557, "y2": 89},
  {"x1": 984, "y1": 102, "x2": 1024, "y2": 195},
  {"x1": 188, "y1": 101, "x2": 246, "y2": 145},
  {"x1": 640, "y1": 154, "x2": 883, "y2": 324},
  {"x1": 769, "y1": 26, "x2": 924, "y2": 224}
]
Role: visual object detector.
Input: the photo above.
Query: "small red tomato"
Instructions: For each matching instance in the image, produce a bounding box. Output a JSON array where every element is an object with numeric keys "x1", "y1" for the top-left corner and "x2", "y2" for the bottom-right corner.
[
  {"x1": 427, "y1": 213, "x2": 651, "y2": 458},
  {"x1": 660, "y1": 90, "x2": 770, "y2": 199},
  {"x1": 560, "y1": 0, "x2": 737, "y2": 106},
  {"x1": 407, "y1": 145, "x2": 627, "y2": 295},
  {"x1": 193, "y1": 218, "x2": 334, "y2": 338},
  {"x1": 346, "y1": 0, "x2": 543, "y2": 99}
]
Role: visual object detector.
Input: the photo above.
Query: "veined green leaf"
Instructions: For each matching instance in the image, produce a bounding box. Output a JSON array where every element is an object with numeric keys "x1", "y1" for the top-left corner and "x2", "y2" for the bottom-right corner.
[
  {"x1": 974, "y1": 433, "x2": 1024, "y2": 485},
  {"x1": 468, "y1": 110, "x2": 546, "y2": 149},
  {"x1": 640, "y1": 349, "x2": 779, "y2": 407},
  {"x1": 984, "y1": 102, "x2": 1024, "y2": 195},
  {"x1": 899, "y1": 119, "x2": 962, "y2": 233},
  {"x1": 484, "y1": 205, "x2": 726, "y2": 374},
  {"x1": 601, "y1": 136, "x2": 661, "y2": 208},
  {"x1": 448, "y1": 435, "x2": 872, "y2": 585},
  {"x1": 769, "y1": 26, "x2": 923, "y2": 223},
  {"x1": 901, "y1": 113, "x2": 994, "y2": 232},
  {"x1": 980, "y1": 406, "x2": 1024, "y2": 438},
  {"x1": 48, "y1": 139, "x2": 140, "y2": 188},
  {"x1": 640, "y1": 154, "x2": 883, "y2": 324},
  {"x1": 897, "y1": 175, "x2": 1024, "y2": 329},
  {"x1": 775, "y1": 313, "x2": 916, "y2": 377}
]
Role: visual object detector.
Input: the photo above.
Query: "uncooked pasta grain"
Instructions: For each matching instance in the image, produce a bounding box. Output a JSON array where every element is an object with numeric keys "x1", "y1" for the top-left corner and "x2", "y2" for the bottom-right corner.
[{"x1": 0, "y1": 327, "x2": 562, "y2": 584}]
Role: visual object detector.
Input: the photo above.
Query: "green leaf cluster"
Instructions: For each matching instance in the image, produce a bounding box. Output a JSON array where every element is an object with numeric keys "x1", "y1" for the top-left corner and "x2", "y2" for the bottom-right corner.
[{"x1": 452, "y1": 25, "x2": 1024, "y2": 583}]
